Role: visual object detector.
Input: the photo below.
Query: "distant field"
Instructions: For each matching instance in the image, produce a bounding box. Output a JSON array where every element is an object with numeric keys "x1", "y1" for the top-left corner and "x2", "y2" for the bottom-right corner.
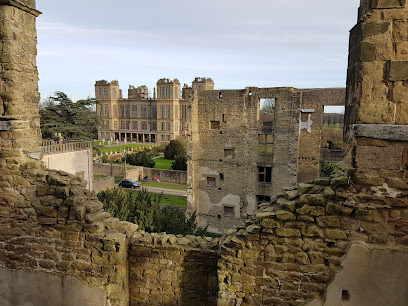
[{"x1": 154, "y1": 157, "x2": 174, "y2": 170}]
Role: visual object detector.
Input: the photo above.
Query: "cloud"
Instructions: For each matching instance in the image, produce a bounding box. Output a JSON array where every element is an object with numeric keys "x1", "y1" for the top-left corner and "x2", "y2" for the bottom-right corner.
[{"x1": 36, "y1": 0, "x2": 358, "y2": 101}]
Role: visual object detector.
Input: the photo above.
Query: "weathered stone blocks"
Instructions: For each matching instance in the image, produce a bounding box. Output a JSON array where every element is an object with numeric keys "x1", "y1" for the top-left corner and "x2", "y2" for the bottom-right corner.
[{"x1": 390, "y1": 61, "x2": 408, "y2": 81}]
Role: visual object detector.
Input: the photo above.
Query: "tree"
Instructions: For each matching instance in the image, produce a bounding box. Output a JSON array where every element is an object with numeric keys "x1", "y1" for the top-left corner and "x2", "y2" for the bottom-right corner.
[
  {"x1": 164, "y1": 139, "x2": 186, "y2": 160},
  {"x1": 123, "y1": 151, "x2": 155, "y2": 168},
  {"x1": 171, "y1": 153, "x2": 187, "y2": 171},
  {"x1": 260, "y1": 98, "x2": 276, "y2": 114},
  {"x1": 97, "y1": 188, "x2": 199, "y2": 235},
  {"x1": 97, "y1": 188, "x2": 161, "y2": 232},
  {"x1": 40, "y1": 91, "x2": 102, "y2": 140}
]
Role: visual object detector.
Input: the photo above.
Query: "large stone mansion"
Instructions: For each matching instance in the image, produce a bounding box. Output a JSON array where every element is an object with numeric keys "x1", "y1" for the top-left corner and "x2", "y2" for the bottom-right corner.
[{"x1": 95, "y1": 77, "x2": 214, "y2": 144}]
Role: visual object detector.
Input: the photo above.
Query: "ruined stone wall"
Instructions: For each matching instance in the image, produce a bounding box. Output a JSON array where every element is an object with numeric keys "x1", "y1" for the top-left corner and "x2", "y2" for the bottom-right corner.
[
  {"x1": 345, "y1": 0, "x2": 408, "y2": 189},
  {"x1": 298, "y1": 88, "x2": 345, "y2": 183},
  {"x1": 0, "y1": 162, "x2": 134, "y2": 305},
  {"x1": 187, "y1": 87, "x2": 301, "y2": 233},
  {"x1": 128, "y1": 231, "x2": 219, "y2": 305},
  {"x1": 0, "y1": 1, "x2": 41, "y2": 153},
  {"x1": 217, "y1": 173, "x2": 408, "y2": 305},
  {"x1": 188, "y1": 87, "x2": 345, "y2": 234},
  {"x1": 346, "y1": 0, "x2": 408, "y2": 131},
  {"x1": 1, "y1": 1, "x2": 407, "y2": 305},
  {"x1": 188, "y1": 89, "x2": 260, "y2": 233}
]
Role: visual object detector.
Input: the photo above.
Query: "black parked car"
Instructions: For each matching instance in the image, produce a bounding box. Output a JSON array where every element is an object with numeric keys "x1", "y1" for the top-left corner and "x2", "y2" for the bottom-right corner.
[{"x1": 118, "y1": 179, "x2": 141, "y2": 189}]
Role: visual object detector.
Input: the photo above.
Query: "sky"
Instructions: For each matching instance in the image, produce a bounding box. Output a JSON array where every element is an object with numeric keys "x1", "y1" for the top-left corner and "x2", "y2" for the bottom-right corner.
[{"x1": 35, "y1": 0, "x2": 359, "y2": 111}]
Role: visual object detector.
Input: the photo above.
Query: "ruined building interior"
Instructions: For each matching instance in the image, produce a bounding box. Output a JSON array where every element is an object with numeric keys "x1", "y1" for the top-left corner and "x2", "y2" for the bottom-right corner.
[
  {"x1": 187, "y1": 87, "x2": 345, "y2": 233},
  {"x1": 0, "y1": 0, "x2": 407, "y2": 305}
]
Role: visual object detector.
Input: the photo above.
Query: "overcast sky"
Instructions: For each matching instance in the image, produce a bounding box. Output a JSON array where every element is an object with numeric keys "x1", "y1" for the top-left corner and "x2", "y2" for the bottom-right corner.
[{"x1": 36, "y1": 0, "x2": 359, "y2": 107}]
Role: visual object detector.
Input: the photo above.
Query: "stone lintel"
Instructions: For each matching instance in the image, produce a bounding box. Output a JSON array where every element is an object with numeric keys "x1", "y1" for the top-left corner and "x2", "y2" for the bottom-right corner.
[
  {"x1": 354, "y1": 124, "x2": 408, "y2": 141},
  {"x1": 0, "y1": 0, "x2": 42, "y2": 16},
  {"x1": 0, "y1": 121, "x2": 12, "y2": 131}
]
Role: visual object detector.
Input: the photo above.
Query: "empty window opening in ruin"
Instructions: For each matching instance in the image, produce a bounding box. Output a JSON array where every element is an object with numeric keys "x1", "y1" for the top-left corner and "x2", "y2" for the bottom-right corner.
[
  {"x1": 207, "y1": 177, "x2": 216, "y2": 186},
  {"x1": 258, "y1": 166, "x2": 272, "y2": 183},
  {"x1": 219, "y1": 173, "x2": 224, "y2": 180},
  {"x1": 260, "y1": 98, "x2": 276, "y2": 115},
  {"x1": 222, "y1": 114, "x2": 226, "y2": 122},
  {"x1": 323, "y1": 105, "x2": 345, "y2": 128},
  {"x1": 223, "y1": 206, "x2": 234, "y2": 217},
  {"x1": 210, "y1": 121, "x2": 220, "y2": 130},
  {"x1": 342, "y1": 290, "x2": 351, "y2": 302},
  {"x1": 224, "y1": 149, "x2": 234, "y2": 159},
  {"x1": 256, "y1": 195, "x2": 271, "y2": 209},
  {"x1": 258, "y1": 134, "x2": 273, "y2": 154},
  {"x1": 219, "y1": 92, "x2": 222, "y2": 99}
]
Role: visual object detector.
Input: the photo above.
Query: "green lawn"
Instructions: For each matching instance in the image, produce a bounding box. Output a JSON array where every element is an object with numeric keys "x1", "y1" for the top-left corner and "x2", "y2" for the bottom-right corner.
[
  {"x1": 94, "y1": 174, "x2": 107, "y2": 179},
  {"x1": 120, "y1": 189, "x2": 186, "y2": 206},
  {"x1": 100, "y1": 144, "x2": 151, "y2": 155},
  {"x1": 154, "y1": 157, "x2": 174, "y2": 170},
  {"x1": 147, "y1": 192, "x2": 186, "y2": 207}
]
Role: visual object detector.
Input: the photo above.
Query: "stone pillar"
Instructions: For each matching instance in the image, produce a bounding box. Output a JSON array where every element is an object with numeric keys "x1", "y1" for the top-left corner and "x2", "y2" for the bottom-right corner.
[
  {"x1": 0, "y1": 0, "x2": 41, "y2": 155},
  {"x1": 345, "y1": 0, "x2": 408, "y2": 187}
]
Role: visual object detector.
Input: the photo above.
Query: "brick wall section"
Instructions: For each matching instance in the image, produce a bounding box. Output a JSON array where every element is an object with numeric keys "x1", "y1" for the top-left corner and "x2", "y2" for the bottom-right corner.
[
  {"x1": 94, "y1": 163, "x2": 187, "y2": 184},
  {"x1": 217, "y1": 174, "x2": 408, "y2": 305},
  {"x1": 94, "y1": 163, "x2": 134, "y2": 177},
  {"x1": 143, "y1": 166, "x2": 187, "y2": 184},
  {"x1": 93, "y1": 176, "x2": 115, "y2": 193},
  {"x1": 129, "y1": 231, "x2": 219, "y2": 305}
]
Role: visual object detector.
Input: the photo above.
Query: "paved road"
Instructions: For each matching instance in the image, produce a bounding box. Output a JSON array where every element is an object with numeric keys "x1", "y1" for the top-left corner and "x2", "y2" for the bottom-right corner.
[
  {"x1": 124, "y1": 186, "x2": 187, "y2": 197},
  {"x1": 143, "y1": 186, "x2": 187, "y2": 197}
]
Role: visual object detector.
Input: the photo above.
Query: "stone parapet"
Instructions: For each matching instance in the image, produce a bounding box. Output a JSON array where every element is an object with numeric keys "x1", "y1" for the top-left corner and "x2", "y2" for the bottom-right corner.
[{"x1": 217, "y1": 175, "x2": 408, "y2": 305}]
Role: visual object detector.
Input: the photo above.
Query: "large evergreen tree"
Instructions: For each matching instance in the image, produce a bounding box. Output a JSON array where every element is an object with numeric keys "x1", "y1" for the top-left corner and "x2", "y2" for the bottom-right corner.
[
  {"x1": 123, "y1": 151, "x2": 155, "y2": 168},
  {"x1": 164, "y1": 139, "x2": 186, "y2": 160},
  {"x1": 39, "y1": 91, "x2": 102, "y2": 140}
]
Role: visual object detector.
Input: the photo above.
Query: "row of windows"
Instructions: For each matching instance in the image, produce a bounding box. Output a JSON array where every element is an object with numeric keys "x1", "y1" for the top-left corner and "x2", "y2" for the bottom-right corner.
[
  {"x1": 97, "y1": 88, "x2": 117, "y2": 100},
  {"x1": 205, "y1": 166, "x2": 272, "y2": 188},
  {"x1": 160, "y1": 135, "x2": 171, "y2": 141},
  {"x1": 120, "y1": 105, "x2": 150, "y2": 119},
  {"x1": 100, "y1": 104, "x2": 187, "y2": 120},
  {"x1": 158, "y1": 87, "x2": 180, "y2": 99},
  {"x1": 103, "y1": 120, "x2": 186, "y2": 132}
]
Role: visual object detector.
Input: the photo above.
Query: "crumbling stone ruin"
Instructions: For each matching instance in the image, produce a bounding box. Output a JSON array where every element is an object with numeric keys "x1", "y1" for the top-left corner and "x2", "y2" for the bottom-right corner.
[
  {"x1": 0, "y1": 0, "x2": 407, "y2": 305},
  {"x1": 187, "y1": 87, "x2": 345, "y2": 233}
]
